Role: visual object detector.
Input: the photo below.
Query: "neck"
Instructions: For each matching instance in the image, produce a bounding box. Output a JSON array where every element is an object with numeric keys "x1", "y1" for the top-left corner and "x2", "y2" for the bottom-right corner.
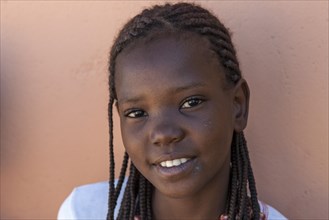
[{"x1": 152, "y1": 158, "x2": 230, "y2": 220}]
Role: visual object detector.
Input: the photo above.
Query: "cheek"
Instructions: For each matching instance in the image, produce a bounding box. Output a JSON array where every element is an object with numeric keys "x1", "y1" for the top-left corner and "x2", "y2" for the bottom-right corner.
[
  {"x1": 199, "y1": 104, "x2": 234, "y2": 138},
  {"x1": 120, "y1": 118, "x2": 142, "y2": 147},
  {"x1": 121, "y1": 123, "x2": 148, "y2": 166},
  {"x1": 202, "y1": 119, "x2": 213, "y2": 129},
  {"x1": 195, "y1": 107, "x2": 234, "y2": 159}
]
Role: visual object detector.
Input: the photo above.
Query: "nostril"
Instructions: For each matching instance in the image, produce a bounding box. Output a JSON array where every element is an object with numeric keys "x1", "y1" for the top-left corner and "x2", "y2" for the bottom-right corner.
[
  {"x1": 171, "y1": 136, "x2": 182, "y2": 143},
  {"x1": 150, "y1": 125, "x2": 184, "y2": 146}
]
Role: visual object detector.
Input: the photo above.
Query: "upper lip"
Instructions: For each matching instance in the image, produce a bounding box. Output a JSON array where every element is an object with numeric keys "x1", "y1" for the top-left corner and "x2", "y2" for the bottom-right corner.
[{"x1": 152, "y1": 153, "x2": 195, "y2": 165}]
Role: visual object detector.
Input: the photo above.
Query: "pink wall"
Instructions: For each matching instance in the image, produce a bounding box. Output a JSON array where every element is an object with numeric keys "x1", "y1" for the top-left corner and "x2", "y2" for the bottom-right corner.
[{"x1": 1, "y1": 1, "x2": 328, "y2": 219}]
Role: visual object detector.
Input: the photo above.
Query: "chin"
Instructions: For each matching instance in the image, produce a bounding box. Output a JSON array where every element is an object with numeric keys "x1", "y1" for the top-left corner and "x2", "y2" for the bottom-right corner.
[{"x1": 153, "y1": 180, "x2": 202, "y2": 199}]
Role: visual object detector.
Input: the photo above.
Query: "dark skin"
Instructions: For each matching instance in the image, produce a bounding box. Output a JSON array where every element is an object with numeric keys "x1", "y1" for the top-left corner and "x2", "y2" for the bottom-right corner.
[{"x1": 115, "y1": 32, "x2": 250, "y2": 220}]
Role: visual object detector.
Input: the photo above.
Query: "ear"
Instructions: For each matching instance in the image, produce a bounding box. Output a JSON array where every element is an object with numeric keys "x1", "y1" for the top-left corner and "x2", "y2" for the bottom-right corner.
[{"x1": 232, "y1": 79, "x2": 250, "y2": 132}]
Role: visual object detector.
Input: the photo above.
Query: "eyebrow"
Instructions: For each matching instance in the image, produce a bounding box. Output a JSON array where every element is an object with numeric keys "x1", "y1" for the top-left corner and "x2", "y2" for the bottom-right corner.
[
  {"x1": 172, "y1": 82, "x2": 206, "y2": 93},
  {"x1": 118, "y1": 82, "x2": 206, "y2": 105}
]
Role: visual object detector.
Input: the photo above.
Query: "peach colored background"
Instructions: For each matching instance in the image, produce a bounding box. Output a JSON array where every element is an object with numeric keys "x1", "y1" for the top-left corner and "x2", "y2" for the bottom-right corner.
[{"x1": 1, "y1": 1, "x2": 328, "y2": 219}]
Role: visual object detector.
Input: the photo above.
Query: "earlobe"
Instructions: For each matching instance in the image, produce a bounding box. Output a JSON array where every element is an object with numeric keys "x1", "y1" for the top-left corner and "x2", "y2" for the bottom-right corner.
[{"x1": 233, "y1": 79, "x2": 250, "y2": 132}]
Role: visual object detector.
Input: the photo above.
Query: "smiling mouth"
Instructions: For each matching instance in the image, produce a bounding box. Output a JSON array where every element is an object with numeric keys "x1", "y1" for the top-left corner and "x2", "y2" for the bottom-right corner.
[
  {"x1": 154, "y1": 157, "x2": 196, "y2": 180},
  {"x1": 159, "y1": 158, "x2": 191, "y2": 168}
]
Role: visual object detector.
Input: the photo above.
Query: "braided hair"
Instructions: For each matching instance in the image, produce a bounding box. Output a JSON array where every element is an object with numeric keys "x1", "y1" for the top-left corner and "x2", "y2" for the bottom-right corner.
[{"x1": 107, "y1": 3, "x2": 260, "y2": 220}]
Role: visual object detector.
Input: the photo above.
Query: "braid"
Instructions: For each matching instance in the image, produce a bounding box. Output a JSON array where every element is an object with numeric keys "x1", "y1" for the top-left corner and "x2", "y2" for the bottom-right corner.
[
  {"x1": 228, "y1": 132, "x2": 239, "y2": 218},
  {"x1": 227, "y1": 132, "x2": 261, "y2": 220},
  {"x1": 238, "y1": 132, "x2": 249, "y2": 219},
  {"x1": 107, "y1": 96, "x2": 115, "y2": 220},
  {"x1": 138, "y1": 175, "x2": 146, "y2": 219},
  {"x1": 108, "y1": 2, "x2": 261, "y2": 219},
  {"x1": 128, "y1": 163, "x2": 139, "y2": 219},
  {"x1": 145, "y1": 179, "x2": 153, "y2": 220},
  {"x1": 117, "y1": 177, "x2": 130, "y2": 219},
  {"x1": 114, "y1": 152, "x2": 129, "y2": 201},
  {"x1": 241, "y1": 132, "x2": 261, "y2": 220}
]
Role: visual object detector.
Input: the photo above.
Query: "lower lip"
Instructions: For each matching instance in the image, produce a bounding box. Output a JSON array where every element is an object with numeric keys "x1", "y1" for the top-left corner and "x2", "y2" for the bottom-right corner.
[{"x1": 155, "y1": 158, "x2": 196, "y2": 180}]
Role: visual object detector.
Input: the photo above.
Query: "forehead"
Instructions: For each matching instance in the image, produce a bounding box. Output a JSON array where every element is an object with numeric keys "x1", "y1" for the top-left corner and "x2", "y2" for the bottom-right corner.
[
  {"x1": 115, "y1": 32, "x2": 226, "y2": 100},
  {"x1": 116, "y1": 32, "x2": 220, "y2": 73}
]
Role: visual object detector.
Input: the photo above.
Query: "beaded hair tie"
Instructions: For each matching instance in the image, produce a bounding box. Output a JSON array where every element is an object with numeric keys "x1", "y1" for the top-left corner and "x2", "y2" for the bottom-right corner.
[
  {"x1": 134, "y1": 212, "x2": 266, "y2": 220},
  {"x1": 219, "y1": 212, "x2": 266, "y2": 220}
]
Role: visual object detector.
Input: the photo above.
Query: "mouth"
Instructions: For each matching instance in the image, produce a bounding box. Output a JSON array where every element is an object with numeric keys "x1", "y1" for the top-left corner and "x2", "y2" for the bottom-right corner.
[
  {"x1": 154, "y1": 156, "x2": 196, "y2": 180},
  {"x1": 159, "y1": 157, "x2": 191, "y2": 168}
]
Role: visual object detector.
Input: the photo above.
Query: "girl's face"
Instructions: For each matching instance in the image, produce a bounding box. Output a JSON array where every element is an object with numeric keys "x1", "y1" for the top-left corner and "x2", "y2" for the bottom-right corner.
[{"x1": 115, "y1": 33, "x2": 246, "y2": 198}]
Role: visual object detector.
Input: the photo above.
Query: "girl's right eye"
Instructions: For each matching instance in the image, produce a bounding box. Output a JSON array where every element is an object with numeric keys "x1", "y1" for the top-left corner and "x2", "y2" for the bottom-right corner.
[{"x1": 124, "y1": 109, "x2": 147, "y2": 118}]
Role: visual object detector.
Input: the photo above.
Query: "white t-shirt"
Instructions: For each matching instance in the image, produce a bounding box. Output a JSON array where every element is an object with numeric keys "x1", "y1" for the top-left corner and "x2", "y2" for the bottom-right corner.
[{"x1": 58, "y1": 181, "x2": 287, "y2": 220}]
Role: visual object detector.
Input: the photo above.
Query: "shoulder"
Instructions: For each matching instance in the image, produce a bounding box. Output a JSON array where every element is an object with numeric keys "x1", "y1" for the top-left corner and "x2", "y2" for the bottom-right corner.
[
  {"x1": 58, "y1": 180, "x2": 126, "y2": 220},
  {"x1": 259, "y1": 201, "x2": 287, "y2": 220}
]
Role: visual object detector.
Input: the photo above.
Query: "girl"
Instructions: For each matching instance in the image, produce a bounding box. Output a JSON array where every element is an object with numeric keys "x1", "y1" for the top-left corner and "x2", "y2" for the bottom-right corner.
[{"x1": 59, "y1": 3, "x2": 287, "y2": 220}]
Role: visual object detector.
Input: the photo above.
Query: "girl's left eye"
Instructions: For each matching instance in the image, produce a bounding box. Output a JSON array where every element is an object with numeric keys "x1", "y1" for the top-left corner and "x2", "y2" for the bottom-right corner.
[{"x1": 180, "y1": 97, "x2": 204, "y2": 109}]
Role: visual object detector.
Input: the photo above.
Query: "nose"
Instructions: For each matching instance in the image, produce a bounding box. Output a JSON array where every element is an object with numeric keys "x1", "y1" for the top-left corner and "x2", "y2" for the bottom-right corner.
[{"x1": 150, "y1": 117, "x2": 185, "y2": 146}]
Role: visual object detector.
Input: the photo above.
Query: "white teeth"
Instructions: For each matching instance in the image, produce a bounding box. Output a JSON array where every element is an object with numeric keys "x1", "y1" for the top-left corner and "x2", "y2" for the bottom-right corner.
[
  {"x1": 159, "y1": 158, "x2": 190, "y2": 168},
  {"x1": 172, "y1": 159, "x2": 181, "y2": 166},
  {"x1": 166, "y1": 160, "x2": 173, "y2": 167},
  {"x1": 180, "y1": 158, "x2": 187, "y2": 163}
]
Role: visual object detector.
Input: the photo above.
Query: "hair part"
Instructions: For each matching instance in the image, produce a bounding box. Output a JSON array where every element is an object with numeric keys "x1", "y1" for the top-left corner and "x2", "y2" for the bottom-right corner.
[{"x1": 107, "y1": 3, "x2": 260, "y2": 220}]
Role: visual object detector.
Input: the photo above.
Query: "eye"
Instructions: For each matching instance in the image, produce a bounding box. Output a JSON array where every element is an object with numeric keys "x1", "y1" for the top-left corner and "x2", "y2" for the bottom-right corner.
[
  {"x1": 124, "y1": 109, "x2": 147, "y2": 118},
  {"x1": 180, "y1": 97, "x2": 204, "y2": 109}
]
